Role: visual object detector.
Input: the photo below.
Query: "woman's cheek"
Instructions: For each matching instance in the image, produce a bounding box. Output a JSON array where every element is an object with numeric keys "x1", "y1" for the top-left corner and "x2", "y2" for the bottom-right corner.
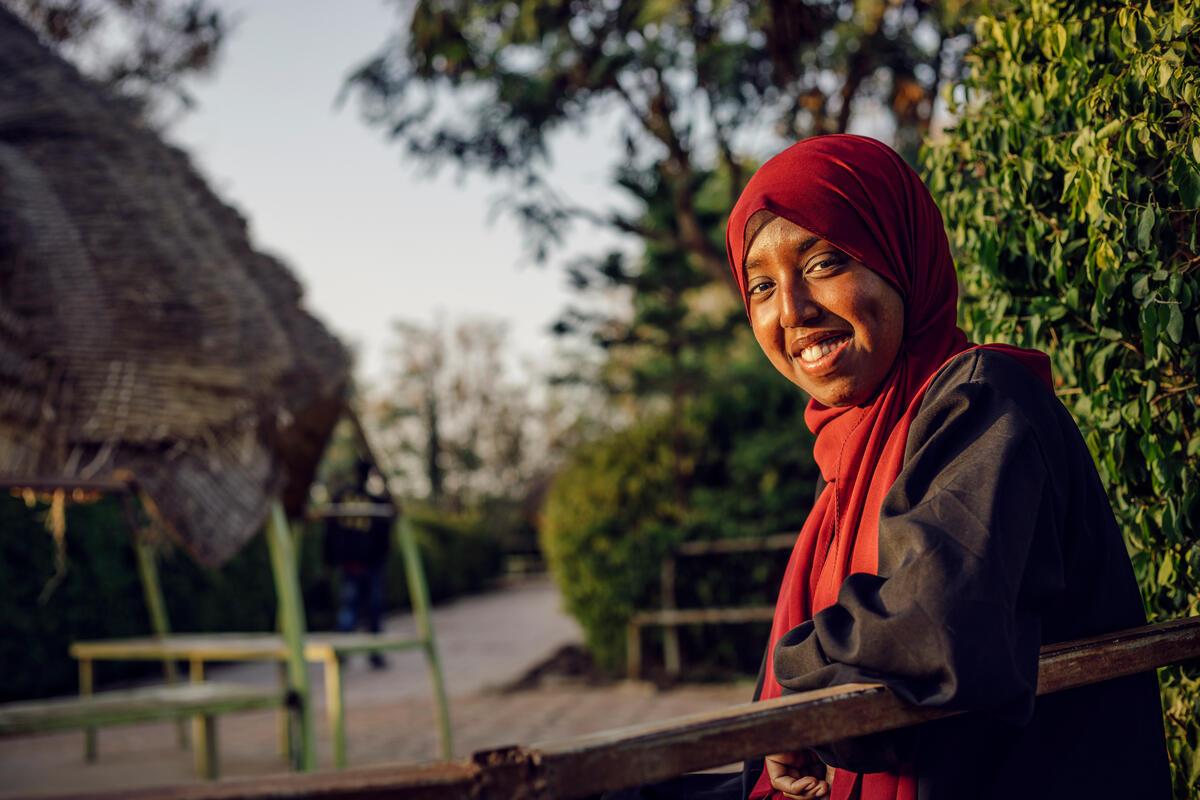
[{"x1": 852, "y1": 293, "x2": 896, "y2": 355}]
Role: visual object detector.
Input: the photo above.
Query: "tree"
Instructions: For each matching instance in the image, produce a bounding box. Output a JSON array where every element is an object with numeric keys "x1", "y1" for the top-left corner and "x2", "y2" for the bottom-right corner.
[
  {"x1": 552, "y1": 161, "x2": 747, "y2": 511},
  {"x1": 373, "y1": 317, "x2": 555, "y2": 509},
  {"x1": 345, "y1": 0, "x2": 976, "y2": 282},
  {"x1": 922, "y1": 0, "x2": 1200, "y2": 790},
  {"x1": 3, "y1": 0, "x2": 227, "y2": 122}
]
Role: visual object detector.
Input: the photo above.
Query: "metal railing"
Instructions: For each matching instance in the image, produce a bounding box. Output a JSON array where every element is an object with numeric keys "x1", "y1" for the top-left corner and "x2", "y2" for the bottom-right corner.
[{"x1": 59, "y1": 615, "x2": 1200, "y2": 800}]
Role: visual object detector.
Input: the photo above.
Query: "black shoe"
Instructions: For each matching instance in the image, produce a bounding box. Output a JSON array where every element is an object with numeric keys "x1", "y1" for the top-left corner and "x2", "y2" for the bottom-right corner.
[{"x1": 369, "y1": 653, "x2": 388, "y2": 670}]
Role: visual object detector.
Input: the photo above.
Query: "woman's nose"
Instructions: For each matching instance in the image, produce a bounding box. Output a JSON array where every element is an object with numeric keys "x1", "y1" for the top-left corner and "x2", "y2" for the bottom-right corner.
[{"x1": 779, "y1": 283, "x2": 818, "y2": 328}]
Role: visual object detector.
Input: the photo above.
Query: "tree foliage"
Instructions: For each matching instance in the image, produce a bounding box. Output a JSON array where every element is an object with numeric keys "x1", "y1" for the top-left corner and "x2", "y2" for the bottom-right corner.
[
  {"x1": 553, "y1": 161, "x2": 739, "y2": 400},
  {"x1": 3, "y1": 0, "x2": 227, "y2": 122},
  {"x1": 922, "y1": 0, "x2": 1200, "y2": 791},
  {"x1": 347, "y1": 0, "x2": 974, "y2": 279}
]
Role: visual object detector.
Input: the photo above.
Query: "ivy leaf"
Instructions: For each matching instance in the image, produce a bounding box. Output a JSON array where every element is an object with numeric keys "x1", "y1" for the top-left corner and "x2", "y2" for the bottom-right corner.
[
  {"x1": 1137, "y1": 206, "x2": 1155, "y2": 250},
  {"x1": 1133, "y1": 273, "x2": 1150, "y2": 300},
  {"x1": 1096, "y1": 118, "x2": 1123, "y2": 139},
  {"x1": 1166, "y1": 303, "x2": 1184, "y2": 343},
  {"x1": 1053, "y1": 23, "x2": 1067, "y2": 57},
  {"x1": 1158, "y1": 550, "x2": 1174, "y2": 584},
  {"x1": 1174, "y1": 156, "x2": 1200, "y2": 207},
  {"x1": 1158, "y1": 61, "x2": 1173, "y2": 91},
  {"x1": 1140, "y1": 304, "x2": 1158, "y2": 351}
]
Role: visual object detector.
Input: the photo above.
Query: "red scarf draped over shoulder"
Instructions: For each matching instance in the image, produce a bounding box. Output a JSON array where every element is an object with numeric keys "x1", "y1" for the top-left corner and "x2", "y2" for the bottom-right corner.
[{"x1": 725, "y1": 135, "x2": 1051, "y2": 800}]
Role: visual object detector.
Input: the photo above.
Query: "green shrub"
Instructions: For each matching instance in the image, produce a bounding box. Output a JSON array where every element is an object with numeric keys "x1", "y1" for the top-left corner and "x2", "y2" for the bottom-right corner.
[
  {"x1": 922, "y1": 0, "x2": 1199, "y2": 791},
  {"x1": 540, "y1": 355, "x2": 817, "y2": 674},
  {"x1": 0, "y1": 494, "x2": 503, "y2": 701},
  {"x1": 0, "y1": 495, "x2": 151, "y2": 703}
]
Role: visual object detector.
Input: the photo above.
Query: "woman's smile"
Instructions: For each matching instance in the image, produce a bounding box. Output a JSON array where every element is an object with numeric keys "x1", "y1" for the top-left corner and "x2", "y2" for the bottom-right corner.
[{"x1": 790, "y1": 330, "x2": 853, "y2": 373}]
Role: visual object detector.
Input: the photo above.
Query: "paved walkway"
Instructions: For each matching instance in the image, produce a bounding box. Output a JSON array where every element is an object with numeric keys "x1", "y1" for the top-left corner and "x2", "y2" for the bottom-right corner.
[{"x1": 0, "y1": 576, "x2": 753, "y2": 797}]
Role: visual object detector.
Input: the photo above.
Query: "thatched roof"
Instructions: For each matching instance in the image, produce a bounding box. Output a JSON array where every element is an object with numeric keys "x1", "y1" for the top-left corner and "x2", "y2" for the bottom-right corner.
[{"x1": 0, "y1": 9, "x2": 351, "y2": 567}]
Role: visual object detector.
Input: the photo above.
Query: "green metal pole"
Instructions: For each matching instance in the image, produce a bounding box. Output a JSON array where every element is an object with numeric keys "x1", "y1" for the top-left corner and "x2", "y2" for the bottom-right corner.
[
  {"x1": 134, "y1": 538, "x2": 188, "y2": 748},
  {"x1": 266, "y1": 501, "x2": 315, "y2": 771},
  {"x1": 398, "y1": 517, "x2": 453, "y2": 759}
]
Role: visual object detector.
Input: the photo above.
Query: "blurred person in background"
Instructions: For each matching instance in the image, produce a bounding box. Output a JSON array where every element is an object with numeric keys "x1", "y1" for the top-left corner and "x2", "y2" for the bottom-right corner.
[{"x1": 324, "y1": 459, "x2": 392, "y2": 668}]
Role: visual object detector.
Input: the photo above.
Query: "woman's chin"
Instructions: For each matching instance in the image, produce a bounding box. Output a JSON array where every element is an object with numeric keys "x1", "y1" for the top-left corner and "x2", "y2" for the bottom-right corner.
[{"x1": 802, "y1": 377, "x2": 875, "y2": 408}]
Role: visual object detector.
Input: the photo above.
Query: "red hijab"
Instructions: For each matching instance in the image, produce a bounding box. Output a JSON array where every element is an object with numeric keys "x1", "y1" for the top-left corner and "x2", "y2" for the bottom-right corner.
[{"x1": 726, "y1": 135, "x2": 1051, "y2": 800}]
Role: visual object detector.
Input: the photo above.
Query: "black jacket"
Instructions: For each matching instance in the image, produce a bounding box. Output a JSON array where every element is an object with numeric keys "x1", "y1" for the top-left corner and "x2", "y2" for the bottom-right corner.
[
  {"x1": 743, "y1": 348, "x2": 1171, "y2": 800},
  {"x1": 322, "y1": 488, "x2": 392, "y2": 567}
]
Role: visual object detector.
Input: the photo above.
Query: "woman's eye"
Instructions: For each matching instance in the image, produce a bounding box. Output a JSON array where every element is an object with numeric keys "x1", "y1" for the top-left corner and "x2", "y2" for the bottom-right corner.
[
  {"x1": 806, "y1": 254, "x2": 847, "y2": 276},
  {"x1": 748, "y1": 279, "x2": 774, "y2": 295}
]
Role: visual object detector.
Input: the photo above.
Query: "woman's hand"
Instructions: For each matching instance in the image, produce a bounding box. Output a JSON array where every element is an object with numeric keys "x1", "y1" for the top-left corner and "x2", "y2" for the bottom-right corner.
[{"x1": 764, "y1": 751, "x2": 831, "y2": 799}]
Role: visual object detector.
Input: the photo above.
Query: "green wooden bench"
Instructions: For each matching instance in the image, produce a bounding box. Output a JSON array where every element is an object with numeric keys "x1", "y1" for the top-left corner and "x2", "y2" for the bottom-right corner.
[{"x1": 0, "y1": 682, "x2": 286, "y2": 780}]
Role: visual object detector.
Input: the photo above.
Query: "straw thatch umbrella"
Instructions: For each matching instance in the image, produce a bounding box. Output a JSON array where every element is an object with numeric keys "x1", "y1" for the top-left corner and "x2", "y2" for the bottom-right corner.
[{"x1": 0, "y1": 8, "x2": 351, "y2": 567}]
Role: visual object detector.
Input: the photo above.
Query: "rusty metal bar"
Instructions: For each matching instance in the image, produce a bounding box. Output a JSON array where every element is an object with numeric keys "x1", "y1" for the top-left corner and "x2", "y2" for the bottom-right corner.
[{"x1": 37, "y1": 616, "x2": 1200, "y2": 800}]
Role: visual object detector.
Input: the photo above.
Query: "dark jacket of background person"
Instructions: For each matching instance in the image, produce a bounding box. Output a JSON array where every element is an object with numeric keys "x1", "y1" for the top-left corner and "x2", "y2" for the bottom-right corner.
[{"x1": 322, "y1": 486, "x2": 392, "y2": 570}]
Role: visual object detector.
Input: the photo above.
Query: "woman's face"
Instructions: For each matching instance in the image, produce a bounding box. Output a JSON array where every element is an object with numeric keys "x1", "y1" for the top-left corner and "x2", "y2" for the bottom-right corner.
[{"x1": 744, "y1": 215, "x2": 905, "y2": 407}]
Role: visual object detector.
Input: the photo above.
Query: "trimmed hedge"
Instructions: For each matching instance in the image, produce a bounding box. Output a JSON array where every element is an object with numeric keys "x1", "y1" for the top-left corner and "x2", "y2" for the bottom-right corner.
[
  {"x1": 922, "y1": 0, "x2": 1199, "y2": 791},
  {"x1": 0, "y1": 495, "x2": 502, "y2": 702}
]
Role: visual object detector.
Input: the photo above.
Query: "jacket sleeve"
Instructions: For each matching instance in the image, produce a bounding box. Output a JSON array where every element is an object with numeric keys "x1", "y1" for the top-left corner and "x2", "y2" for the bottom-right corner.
[{"x1": 772, "y1": 354, "x2": 1067, "y2": 770}]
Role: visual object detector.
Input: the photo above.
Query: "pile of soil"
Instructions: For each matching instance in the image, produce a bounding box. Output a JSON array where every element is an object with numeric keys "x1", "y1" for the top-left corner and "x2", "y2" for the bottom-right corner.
[{"x1": 497, "y1": 644, "x2": 615, "y2": 692}]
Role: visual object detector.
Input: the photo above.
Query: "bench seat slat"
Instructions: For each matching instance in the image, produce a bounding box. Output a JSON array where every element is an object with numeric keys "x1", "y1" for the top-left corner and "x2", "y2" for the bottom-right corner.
[
  {"x1": 69, "y1": 632, "x2": 426, "y2": 661},
  {"x1": 0, "y1": 683, "x2": 285, "y2": 735}
]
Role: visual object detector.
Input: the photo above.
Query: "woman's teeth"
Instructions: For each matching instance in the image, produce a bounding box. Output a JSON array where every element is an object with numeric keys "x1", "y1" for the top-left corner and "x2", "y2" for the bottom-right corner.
[{"x1": 800, "y1": 335, "x2": 849, "y2": 363}]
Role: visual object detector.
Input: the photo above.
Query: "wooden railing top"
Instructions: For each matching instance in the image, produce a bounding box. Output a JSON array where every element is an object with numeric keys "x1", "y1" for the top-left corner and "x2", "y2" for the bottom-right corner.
[
  {"x1": 674, "y1": 533, "x2": 798, "y2": 557},
  {"x1": 1, "y1": 476, "x2": 134, "y2": 493},
  {"x1": 47, "y1": 615, "x2": 1200, "y2": 800}
]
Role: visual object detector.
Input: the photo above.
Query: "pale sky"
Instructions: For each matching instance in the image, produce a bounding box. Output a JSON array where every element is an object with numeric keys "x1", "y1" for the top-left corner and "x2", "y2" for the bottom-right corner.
[{"x1": 168, "y1": 0, "x2": 631, "y2": 387}]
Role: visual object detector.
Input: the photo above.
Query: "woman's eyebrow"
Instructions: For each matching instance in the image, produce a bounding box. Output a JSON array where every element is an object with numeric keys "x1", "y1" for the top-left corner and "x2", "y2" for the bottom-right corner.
[{"x1": 745, "y1": 235, "x2": 821, "y2": 273}]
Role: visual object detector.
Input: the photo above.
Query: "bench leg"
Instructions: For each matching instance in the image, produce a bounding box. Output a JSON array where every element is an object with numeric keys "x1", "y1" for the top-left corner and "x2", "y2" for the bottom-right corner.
[
  {"x1": 626, "y1": 623, "x2": 641, "y2": 680},
  {"x1": 661, "y1": 559, "x2": 682, "y2": 679},
  {"x1": 663, "y1": 626, "x2": 682, "y2": 679},
  {"x1": 79, "y1": 659, "x2": 97, "y2": 762},
  {"x1": 194, "y1": 714, "x2": 218, "y2": 780},
  {"x1": 276, "y1": 662, "x2": 291, "y2": 761},
  {"x1": 324, "y1": 653, "x2": 346, "y2": 769},
  {"x1": 189, "y1": 657, "x2": 206, "y2": 761}
]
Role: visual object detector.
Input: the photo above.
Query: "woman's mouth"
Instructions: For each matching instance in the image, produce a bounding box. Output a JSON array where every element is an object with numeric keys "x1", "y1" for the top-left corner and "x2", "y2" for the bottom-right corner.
[{"x1": 793, "y1": 333, "x2": 852, "y2": 373}]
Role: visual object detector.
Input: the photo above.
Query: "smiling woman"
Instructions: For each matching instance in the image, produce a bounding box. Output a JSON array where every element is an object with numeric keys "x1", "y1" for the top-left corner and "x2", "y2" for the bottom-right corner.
[
  {"x1": 605, "y1": 136, "x2": 1171, "y2": 800},
  {"x1": 732, "y1": 137, "x2": 1170, "y2": 800}
]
